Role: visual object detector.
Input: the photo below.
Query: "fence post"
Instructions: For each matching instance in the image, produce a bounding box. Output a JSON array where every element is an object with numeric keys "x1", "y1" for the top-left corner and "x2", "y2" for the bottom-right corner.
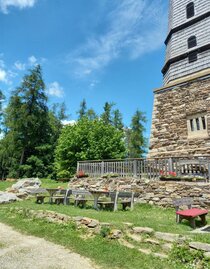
[
  {"x1": 76, "y1": 162, "x2": 80, "y2": 173},
  {"x1": 208, "y1": 162, "x2": 210, "y2": 182},
  {"x1": 133, "y1": 159, "x2": 137, "y2": 178},
  {"x1": 168, "y1": 158, "x2": 173, "y2": 172},
  {"x1": 101, "y1": 161, "x2": 104, "y2": 176}
]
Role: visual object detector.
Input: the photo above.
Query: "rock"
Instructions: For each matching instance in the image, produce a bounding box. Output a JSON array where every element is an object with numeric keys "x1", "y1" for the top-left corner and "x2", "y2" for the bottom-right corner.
[
  {"x1": 0, "y1": 192, "x2": 18, "y2": 204},
  {"x1": 189, "y1": 242, "x2": 210, "y2": 252},
  {"x1": 154, "y1": 232, "x2": 180, "y2": 242},
  {"x1": 133, "y1": 227, "x2": 154, "y2": 235},
  {"x1": 119, "y1": 239, "x2": 135, "y2": 249},
  {"x1": 123, "y1": 222, "x2": 133, "y2": 227},
  {"x1": 127, "y1": 233, "x2": 142, "y2": 242},
  {"x1": 109, "y1": 229, "x2": 122, "y2": 239},
  {"x1": 87, "y1": 220, "x2": 99, "y2": 228},
  {"x1": 80, "y1": 217, "x2": 92, "y2": 225},
  {"x1": 73, "y1": 216, "x2": 84, "y2": 222},
  {"x1": 144, "y1": 239, "x2": 160, "y2": 245},
  {"x1": 11, "y1": 178, "x2": 41, "y2": 193},
  {"x1": 100, "y1": 222, "x2": 112, "y2": 227},
  {"x1": 138, "y1": 248, "x2": 151, "y2": 255},
  {"x1": 204, "y1": 252, "x2": 210, "y2": 260},
  {"x1": 153, "y1": 253, "x2": 168, "y2": 259},
  {"x1": 162, "y1": 243, "x2": 173, "y2": 251}
]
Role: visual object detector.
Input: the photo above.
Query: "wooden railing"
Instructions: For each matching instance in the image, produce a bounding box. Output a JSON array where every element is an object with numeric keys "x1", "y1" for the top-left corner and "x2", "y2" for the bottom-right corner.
[{"x1": 77, "y1": 157, "x2": 210, "y2": 180}]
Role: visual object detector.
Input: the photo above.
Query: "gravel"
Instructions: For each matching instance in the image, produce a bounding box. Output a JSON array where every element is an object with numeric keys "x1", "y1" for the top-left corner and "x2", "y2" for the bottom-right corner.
[{"x1": 0, "y1": 222, "x2": 97, "y2": 269}]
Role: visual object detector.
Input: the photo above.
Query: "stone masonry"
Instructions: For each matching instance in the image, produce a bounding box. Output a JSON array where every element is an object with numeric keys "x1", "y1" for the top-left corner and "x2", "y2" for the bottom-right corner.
[{"x1": 149, "y1": 71, "x2": 210, "y2": 158}]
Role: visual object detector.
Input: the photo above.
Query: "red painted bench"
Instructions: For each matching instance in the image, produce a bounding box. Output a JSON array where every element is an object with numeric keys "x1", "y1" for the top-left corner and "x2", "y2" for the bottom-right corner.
[{"x1": 173, "y1": 198, "x2": 208, "y2": 229}]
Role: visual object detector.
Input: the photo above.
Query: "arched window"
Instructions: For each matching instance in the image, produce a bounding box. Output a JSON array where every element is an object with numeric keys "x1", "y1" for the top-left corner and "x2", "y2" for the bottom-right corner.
[
  {"x1": 188, "y1": 36, "x2": 197, "y2": 49},
  {"x1": 186, "y1": 2, "x2": 195, "y2": 19}
]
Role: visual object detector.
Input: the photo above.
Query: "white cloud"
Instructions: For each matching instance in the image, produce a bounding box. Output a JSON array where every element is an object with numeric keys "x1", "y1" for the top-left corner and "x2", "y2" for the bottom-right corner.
[
  {"x1": 69, "y1": 0, "x2": 167, "y2": 78},
  {"x1": 0, "y1": 69, "x2": 7, "y2": 82},
  {"x1": 47, "y1": 82, "x2": 64, "y2": 98},
  {"x1": 0, "y1": 0, "x2": 37, "y2": 14},
  {"x1": 14, "y1": 61, "x2": 25, "y2": 71},
  {"x1": 62, "y1": 120, "x2": 76, "y2": 126},
  {"x1": 28, "y1": 55, "x2": 37, "y2": 65}
]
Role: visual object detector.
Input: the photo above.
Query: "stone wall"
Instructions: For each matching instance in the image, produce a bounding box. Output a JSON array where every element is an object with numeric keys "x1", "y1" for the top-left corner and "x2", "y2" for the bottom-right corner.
[
  {"x1": 68, "y1": 177, "x2": 210, "y2": 209},
  {"x1": 137, "y1": 181, "x2": 210, "y2": 209},
  {"x1": 149, "y1": 74, "x2": 210, "y2": 158}
]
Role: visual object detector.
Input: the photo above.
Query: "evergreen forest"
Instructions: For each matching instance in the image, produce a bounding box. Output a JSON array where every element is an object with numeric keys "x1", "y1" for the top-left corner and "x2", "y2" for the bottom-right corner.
[{"x1": 0, "y1": 66, "x2": 147, "y2": 179}]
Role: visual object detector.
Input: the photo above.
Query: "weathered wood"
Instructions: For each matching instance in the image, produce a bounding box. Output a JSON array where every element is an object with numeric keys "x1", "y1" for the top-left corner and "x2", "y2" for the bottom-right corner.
[{"x1": 77, "y1": 157, "x2": 210, "y2": 179}]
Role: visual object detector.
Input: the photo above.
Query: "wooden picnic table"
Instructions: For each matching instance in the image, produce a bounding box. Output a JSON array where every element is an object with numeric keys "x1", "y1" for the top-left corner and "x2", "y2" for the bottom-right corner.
[
  {"x1": 46, "y1": 188, "x2": 60, "y2": 204},
  {"x1": 88, "y1": 190, "x2": 109, "y2": 210}
]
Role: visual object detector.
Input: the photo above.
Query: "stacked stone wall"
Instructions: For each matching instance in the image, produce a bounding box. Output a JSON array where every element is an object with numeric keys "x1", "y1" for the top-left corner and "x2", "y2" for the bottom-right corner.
[
  {"x1": 149, "y1": 76, "x2": 210, "y2": 158},
  {"x1": 137, "y1": 181, "x2": 210, "y2": 209}
]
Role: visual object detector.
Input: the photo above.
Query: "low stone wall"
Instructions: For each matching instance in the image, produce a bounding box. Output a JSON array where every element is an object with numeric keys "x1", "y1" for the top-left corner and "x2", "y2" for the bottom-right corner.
[
  {"x1": 137, "y1": 181, "x2": 210, "y2": 209},
  {"x1": 68, "y1": 177, "x2": 210, "y2": 209}
]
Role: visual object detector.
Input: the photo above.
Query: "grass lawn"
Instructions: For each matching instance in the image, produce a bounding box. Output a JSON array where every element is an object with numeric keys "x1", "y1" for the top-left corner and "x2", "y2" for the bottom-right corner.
[{"x1": 0, "y1": 179, "x2": 210, "y2": 269}]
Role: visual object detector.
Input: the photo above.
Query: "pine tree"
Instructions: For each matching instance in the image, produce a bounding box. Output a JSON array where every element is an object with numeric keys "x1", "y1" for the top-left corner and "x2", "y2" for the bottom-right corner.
[
  {"x1": 78, "y1": 99, "x2": 87, "y2": 119},
  {"x1": 128, "y1": 110, "x2": 147, "y2": 158},
  {"x1": 101, "y1": 102, "x2": 114, "y2": 125},
  {"x1": 113, "y1": 109, "x2": 124, "y2": 130},
  {"x1": 1, "y1": 65, "x2": 57, "y2": 178}
]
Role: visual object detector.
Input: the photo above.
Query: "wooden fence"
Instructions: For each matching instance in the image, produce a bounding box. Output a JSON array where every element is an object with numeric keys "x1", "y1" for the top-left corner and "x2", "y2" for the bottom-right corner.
[{"x1": 77, "y1": 157, "x2": 210, "y2": 180}]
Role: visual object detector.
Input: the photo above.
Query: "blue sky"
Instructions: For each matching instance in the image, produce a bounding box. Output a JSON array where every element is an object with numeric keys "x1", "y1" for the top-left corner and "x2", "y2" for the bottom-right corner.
[{"x1": 0, "y1": 0, "x2": 168, "y2": 138}]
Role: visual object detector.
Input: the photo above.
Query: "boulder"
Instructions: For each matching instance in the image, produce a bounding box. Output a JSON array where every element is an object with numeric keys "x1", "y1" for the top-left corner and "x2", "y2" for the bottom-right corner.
[
  {"x1": 154, "y1": 232, "x2": 181, "y2": 242},
  {"x1": 11, "y1": 178, "x2": 41, "y2": 193},
  {"x1": 189, "y1": 242, "x2": 210, "y2": 252},
  {"x1": 0, "y1": 192, "x2": 19, "y2": 204},
  {"x1": 109, "y1": 229, "x2": 122, "y2": 239},
  {"x1": 133, "y1": 227, "x2": 154, "y2": 235}
]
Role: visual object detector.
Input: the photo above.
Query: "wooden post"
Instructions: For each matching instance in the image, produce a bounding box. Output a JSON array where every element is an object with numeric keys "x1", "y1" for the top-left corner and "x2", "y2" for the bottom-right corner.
[
  {"x1": 168, "y1": 158, "x2": 173, "y2": 172},
  {"x1": 101, "y1": 161, "x2": 104, "y2": 176},
  {"x1": 133, "y1": 159, "x2": 137, "y2": 178},
  {"x1": 208, "y1": 162, "x2": 210, "y2": 182},
  {"x1": 76, "y1": 162, "x2": 80, "y2": 173}
]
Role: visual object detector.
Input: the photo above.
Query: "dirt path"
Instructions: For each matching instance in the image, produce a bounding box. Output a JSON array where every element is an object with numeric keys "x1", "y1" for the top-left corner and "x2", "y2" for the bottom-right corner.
[{"x1": 0, "y1": 222, "x2": 98, "y2": 269}]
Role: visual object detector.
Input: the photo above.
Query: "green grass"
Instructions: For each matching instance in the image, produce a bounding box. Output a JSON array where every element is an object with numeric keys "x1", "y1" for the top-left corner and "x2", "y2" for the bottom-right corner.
[
  {"x1": 0, "y1": 180, "x2": 16, "y2": 191},
  {"x1": 0, "y1": 207, "x2": 183, "y2": 269},
  {"x1": 0, "y1": 178, "x2": 210, "y2": 269}
]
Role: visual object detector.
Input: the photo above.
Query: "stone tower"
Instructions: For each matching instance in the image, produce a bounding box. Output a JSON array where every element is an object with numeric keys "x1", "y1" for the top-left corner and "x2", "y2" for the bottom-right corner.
[{"x1": 149, "y1": 0, "x2": 210, "y2": 158}]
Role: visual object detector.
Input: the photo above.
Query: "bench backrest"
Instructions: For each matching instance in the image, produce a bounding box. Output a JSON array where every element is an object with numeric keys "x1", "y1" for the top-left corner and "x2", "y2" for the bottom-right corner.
[
  {"x1": 173, "y1": 197, "x2": 193, "y2": 211},
  {"x1": 71, "y1": 189, "x2": 92, "y2": 197}
]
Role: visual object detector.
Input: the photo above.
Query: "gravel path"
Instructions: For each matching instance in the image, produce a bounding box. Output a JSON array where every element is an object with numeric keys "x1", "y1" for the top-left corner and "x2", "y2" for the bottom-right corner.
[{"x1": 0, "y1": 222, "x2": 97, "y2": 269}]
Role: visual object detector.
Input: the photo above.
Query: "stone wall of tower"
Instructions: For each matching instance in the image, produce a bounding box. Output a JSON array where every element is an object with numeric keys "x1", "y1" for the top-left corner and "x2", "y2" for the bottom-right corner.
[{"x1": 149, "y1": 76, "x2": 210, "y2": 158}]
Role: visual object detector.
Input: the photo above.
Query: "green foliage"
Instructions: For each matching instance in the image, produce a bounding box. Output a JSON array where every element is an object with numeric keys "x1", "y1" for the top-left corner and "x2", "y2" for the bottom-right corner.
[
  {"x1": 100, "y1": 226, "x2": 111, "y2": 238},
  {"x1": 101, "y1": 102, "x2": 114, "y2": 125},
  {"x1": 127, "y1": 110, "x2": 147, "y2": 158},
  {"x1": 77, "y1": 99, "x2": 87, "y2": 119},
  {"x1": 169, "y1": 243, "x2": 210, "y2": 269},
  {"x1": 0, "y1": 66, "x2": 65, "y2": 179},
  {"x1": 55, "y1": 117, "x2": 126, "y2": 177}
]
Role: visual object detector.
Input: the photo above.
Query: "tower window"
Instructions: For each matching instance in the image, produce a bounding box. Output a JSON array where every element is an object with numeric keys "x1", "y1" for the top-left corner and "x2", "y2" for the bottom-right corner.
[
  {"x1": 186, "y1": 2, "x2": 195, "y2": 19},
  {"x1": 187, "y1": 113, "x2": 208, "y2": 138},
  {"x1": 188, "y1": 51, "x2": 197, "y2": 63},
  {"x1": 188, "y1": 36, "x2": 197, "y2": 49}
]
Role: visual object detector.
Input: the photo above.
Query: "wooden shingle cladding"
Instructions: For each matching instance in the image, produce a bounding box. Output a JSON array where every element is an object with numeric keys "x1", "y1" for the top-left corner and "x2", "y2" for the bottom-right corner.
[{"x1": 164, "y1": 0, "x2": 210, "y2": 85}]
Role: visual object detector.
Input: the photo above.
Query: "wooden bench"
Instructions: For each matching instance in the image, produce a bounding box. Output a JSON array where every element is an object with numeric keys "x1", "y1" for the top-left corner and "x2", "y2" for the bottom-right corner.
[
  {"x1": 97, "y1": 192, "x2": 118, "y2": 211},
  {"x1": 117, "y1": 192, "x2": 135, "y2": 211},
  {"x1": 51, "y1": 189, "x2": 72, "y2": 205},
  {"x1": 31, "y1": 188, "x2": 48, "y2": 204},
  {"x1": 72, "y1": 190, "x2": 93, "y2": 207},
  {"x1": 97, "y1": 191, "x2": 135, "y2": 211},
  {"x1": 173, "y1": 197, "x2": 208, "y2": 229}
]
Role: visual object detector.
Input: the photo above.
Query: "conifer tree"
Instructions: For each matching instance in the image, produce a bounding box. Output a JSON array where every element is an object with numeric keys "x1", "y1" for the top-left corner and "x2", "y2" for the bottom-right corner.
[
  {"x1": 78, "y1": 99, "x2": 87, "y2": 119},
  {"x1": 128, "y1": 110, "x2": 147, "y2": 158}
]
